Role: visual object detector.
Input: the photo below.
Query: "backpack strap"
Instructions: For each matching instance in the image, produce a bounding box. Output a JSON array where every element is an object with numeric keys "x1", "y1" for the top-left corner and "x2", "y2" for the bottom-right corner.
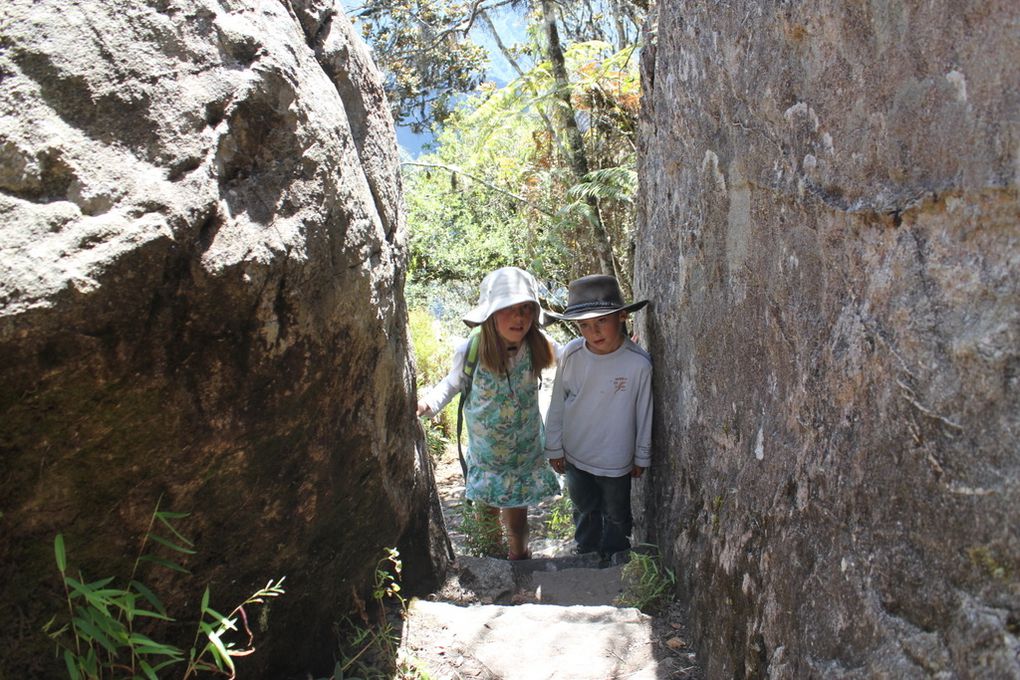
[{"x1": 456, "y1": 327, "x2": 482, "y2": 484}]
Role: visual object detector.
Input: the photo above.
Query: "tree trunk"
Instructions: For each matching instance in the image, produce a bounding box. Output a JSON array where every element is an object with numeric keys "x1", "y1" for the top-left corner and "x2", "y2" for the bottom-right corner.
[{"x1": 540, "y1": 0, "x2": 619, "y2": 279}]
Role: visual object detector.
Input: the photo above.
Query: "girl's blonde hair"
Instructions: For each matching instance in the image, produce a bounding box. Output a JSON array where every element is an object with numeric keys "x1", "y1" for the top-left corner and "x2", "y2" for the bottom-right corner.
[{"x1": 478, "y1": 302, "x2": 554, "y2": 376}]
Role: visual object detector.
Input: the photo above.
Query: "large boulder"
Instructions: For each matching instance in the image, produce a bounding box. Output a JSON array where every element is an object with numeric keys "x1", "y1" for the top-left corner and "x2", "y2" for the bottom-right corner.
[
  {"x1": 634, "y1": 1, "x2": 1018, "y2": 677},
  {"x1": 0, "y1": 0, "x2": 448, "y2": 676}
]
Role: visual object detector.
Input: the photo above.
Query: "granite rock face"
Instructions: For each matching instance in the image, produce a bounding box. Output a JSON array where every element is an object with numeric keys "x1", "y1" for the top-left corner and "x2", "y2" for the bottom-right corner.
[
  {"x1": 634, "y1": 1, "x2": 1018, "y2": 677},
  {"x1": 0, "y1": 0, "x2": 448, "y2": 676}
]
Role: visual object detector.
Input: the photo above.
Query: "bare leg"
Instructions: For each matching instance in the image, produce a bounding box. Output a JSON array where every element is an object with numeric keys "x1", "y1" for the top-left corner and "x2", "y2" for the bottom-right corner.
[{"x1": 503, "y1": 507, "x2": 530, "y2": 559}]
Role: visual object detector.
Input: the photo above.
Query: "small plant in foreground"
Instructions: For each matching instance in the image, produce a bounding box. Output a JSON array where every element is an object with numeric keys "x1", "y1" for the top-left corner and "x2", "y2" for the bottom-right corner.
[
  {"x1": 615, "y1": 547, "x2": 675, "y2": 613},
  {"x1": 46, "y1": 498, "x2": 284, "y2": 679},
  {"x1": 334, "y1": 548, "x2": 412, "y2": 680},
  {"x1": 422, "y1": 419, "x2": 450, "y2": 460},
  {"x1": 458, "y1": 504, "x2": 506, "y2": 557},
  {"x1": 542, "y1": 494, "x2": 574, "y2": 540}
]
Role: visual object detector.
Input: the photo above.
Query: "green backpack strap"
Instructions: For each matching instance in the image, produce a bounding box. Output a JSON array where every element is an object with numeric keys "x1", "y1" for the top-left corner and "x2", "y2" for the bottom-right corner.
[{"x1": 456, "y1": 327, "x2": 482, "y2": 484}]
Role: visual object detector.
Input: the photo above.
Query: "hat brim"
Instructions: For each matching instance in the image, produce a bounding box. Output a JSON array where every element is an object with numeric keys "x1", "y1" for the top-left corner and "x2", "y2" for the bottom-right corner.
[
  {"x1": 462, "y1": 295, "x2": 543, "y2": 327},
  {"x1": 545, "y1": 299, "x2": 648, "y2": 321}
]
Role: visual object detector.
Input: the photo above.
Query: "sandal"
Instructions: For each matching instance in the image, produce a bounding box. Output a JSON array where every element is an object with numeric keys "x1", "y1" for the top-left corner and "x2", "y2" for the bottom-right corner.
[{"x1": 507, "y1": 550, "x2": 532, "y2": 561}]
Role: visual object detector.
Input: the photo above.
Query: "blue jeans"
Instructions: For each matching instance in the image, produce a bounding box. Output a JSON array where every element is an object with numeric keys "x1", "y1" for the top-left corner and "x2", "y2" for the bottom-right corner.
[{"x1": 565, "y1": 462, "x2": 632, "y2": 555}]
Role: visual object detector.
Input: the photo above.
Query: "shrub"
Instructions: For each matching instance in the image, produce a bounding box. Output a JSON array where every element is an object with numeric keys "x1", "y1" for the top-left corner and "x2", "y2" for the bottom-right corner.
[
  {"x1": 333, "y1": 548, "x2": 417, "y2": 679},
  {"x1": 546, "y1": 494, "x2": 575, "y2": 540},
  {"x1": 458, "y1": 505, "x2": 506, "y2": 558},
  {"x1": 408, "y1": 307, "x2": 459, "y2": 452},
  {"x1": 615, "y1": 548, "x2": 675, "y2": 613},
  {"x1": 46, "y1": 499, "x2": 284, "y2": 679}
]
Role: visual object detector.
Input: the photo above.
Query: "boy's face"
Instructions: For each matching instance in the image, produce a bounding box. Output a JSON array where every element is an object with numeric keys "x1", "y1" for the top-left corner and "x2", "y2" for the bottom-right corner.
[{"x1": 576, "y1": 312, "x2": 626, "y2": 355}]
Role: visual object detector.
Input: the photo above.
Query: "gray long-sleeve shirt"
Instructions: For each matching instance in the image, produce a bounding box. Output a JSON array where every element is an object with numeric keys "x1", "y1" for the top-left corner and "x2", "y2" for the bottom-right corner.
[{"x1": 544, "y1": 337, "x2": 652, "y2": 476}]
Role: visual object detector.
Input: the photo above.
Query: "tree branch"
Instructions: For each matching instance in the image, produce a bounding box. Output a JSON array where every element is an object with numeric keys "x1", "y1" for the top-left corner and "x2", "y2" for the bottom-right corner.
[
  {"x1": 421, "y1": 0, "x2": 518, "y2": 49},
  {"x1": 401, "y1": 161, "x2": 555, "y2": 217}
]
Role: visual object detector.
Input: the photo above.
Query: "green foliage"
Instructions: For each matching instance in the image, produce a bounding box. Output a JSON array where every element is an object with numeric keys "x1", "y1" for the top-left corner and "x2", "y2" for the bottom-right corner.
[
  {"x1": 349, "y1": 0, "x2": 489, "y2": 133},
  {"x1": 334, "y1": 548, "x2": 412, "y2": 679},
  {"x1": 567, "y1": 166, "x2": 637, "y2": 204},
  {"x1": 615, "y1": 548, "x2": 676, "y2": 613},
  {"x1": 47, "y1": 499, "x2": 284, "y2": 679},
  {"x1": 351, "y1": 0, "x2": 645, "y2": 135},
  {"x1": 422, "y1": 421, "x2": 450, "y2": 460},
  {"x1": 408, "y1": 307, "x2": 458, "y2": 451},
  {"x1": 408, "y1": 308, "x2": 449, "y2": 386},
  {"x1": 539, "y1": 494, "x2": 574, "y2": 541},
  {"x1": 458, "y1": 505, "x2": 506, "y2": 558},
  {"x1": 403, "y1": 39, "x2": 643, "y2": 295}
]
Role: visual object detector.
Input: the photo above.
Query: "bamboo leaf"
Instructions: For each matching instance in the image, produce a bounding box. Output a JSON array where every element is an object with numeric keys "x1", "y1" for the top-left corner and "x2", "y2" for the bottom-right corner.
[
  {"x1": 131, "y1": 608, "x2": 174, "y2": 622},
  {"x1": 84, "y1": 576, "x2": 117, "y2": 590},
  {"x1": 138, "y1": 659, "x2": 158, "y2": 680},
  {"x1": 215, "y1": 615, "x2": 239, "y2": 633},
  {"x1": 155, "y1": 511, "x2": 194, "y2": 546},
  {"x1": 148, "y1": 533, "x2": 197, "y2": 555},
  {"x1": 156, "y1": 510, "x2": 190, "y2": 519},
  {"x1": 139, "y1": 555, "x2": 191, "y2": 574},
  {"x1": 72, "y1": 615, "x2": 118, "y2": 654},
  {"x1": 151, "y1": 657, "x2": 184, "y2": 673},
  {"x1": 83, "y1": 648, "x2": 98, "y2": 677},
  {"x1": 129, "y1": 580, "x2": 168, "y2": 618},
  {"x1": 206, "y1": 632, "x2": 235, "y2": 674},
  {"x1": 202, "y1": 605, "x2": 231, "y2": 625},
  {"x1": 54, "y1": 534, "x2": 67, "y2": 574},
  {"x1": 63, "y1": 649, "x2": 80, "y2": 680},
  {"x1": 84, "y1": 605, "x2": 129, "y2": 644},
  {"x1": 200, "y1": 586, "x2": 210, "y2": 613}
]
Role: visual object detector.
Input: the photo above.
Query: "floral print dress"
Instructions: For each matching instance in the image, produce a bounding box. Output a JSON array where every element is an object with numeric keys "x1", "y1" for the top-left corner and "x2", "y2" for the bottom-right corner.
[{"x1": 463, "y1": 346, "x2": 560, "y2": 508}]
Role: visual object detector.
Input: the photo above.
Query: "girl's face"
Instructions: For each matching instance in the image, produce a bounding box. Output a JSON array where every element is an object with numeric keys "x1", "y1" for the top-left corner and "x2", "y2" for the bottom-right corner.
[
  {"x1": 576, "y1": 312, "x2": 626, "y2": 355},
  {"x1": 493, "y1": 302, "x2": 534, "y2": 346}
]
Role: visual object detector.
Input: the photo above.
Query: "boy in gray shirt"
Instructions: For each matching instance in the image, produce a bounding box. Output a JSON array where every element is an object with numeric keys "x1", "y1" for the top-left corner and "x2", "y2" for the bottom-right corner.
[{"x1": 545, "y1": 275, "x2": 652, "y2": 557}]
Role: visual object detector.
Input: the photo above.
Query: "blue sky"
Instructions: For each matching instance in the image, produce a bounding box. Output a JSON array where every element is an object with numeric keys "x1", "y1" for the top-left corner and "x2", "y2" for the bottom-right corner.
[{"x1": 341, "y1": 1, "x2": 530, "y2": 158}]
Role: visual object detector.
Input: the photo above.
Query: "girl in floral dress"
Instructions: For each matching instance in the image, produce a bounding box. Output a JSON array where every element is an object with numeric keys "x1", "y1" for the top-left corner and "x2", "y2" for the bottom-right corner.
[{"x1": 416, "y1": 267, "x2": 559, "y2": 560}]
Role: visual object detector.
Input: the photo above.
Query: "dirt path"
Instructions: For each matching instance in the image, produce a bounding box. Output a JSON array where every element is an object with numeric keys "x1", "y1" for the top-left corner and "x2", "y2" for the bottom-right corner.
[{"x1": 397, "y1": 452, "x2": 704, "y2": 679}]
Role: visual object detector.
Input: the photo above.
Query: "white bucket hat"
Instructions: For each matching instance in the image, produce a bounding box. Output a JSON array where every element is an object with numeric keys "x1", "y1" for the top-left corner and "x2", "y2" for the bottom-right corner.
[{"x1": 462, "y1": 267, "x2": 541, "y2": 327}]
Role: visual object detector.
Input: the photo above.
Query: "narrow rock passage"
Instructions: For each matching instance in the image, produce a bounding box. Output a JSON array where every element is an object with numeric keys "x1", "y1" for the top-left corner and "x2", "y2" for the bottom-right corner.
[{"x1": 397, "y1": 454, "x2": 703, "y2": 679}]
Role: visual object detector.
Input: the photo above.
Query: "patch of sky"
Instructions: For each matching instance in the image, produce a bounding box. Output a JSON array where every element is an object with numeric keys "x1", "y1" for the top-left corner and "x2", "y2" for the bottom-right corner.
[{"x1": 341, "y1": 1, "x2": 532, "y2": 159}]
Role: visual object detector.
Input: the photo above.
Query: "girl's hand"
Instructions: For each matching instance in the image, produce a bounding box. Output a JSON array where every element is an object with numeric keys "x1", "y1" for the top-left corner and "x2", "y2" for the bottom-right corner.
[
  {"x1": 549, "y1": 457, "x2": 566, "y2": 474},
  {"x1": 416, "y1": 400, "x2": 431, "y2": 417},
  {"x1": 631, "y1": 466, "x2": 646, "y2": 478}
]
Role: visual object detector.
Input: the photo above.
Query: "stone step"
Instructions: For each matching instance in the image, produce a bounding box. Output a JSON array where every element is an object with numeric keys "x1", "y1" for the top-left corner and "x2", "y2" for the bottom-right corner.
[
  {"x1": 399, "y1": 599, "x2": 659, "y2": 680},
  {"x1": 436, "y1": 554, "x2": 629, "y2": 606}
]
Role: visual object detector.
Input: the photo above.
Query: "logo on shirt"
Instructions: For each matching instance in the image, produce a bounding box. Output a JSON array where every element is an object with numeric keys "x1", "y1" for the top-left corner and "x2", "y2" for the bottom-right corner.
[{"x1": 613, "y1": 377, "x2": 628, "y2": 393}]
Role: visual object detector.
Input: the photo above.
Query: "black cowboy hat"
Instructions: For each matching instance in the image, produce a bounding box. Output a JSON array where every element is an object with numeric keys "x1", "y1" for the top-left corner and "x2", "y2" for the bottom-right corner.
[{"x1": 545, "y1": 275, "x2": 649, "y2": 321}]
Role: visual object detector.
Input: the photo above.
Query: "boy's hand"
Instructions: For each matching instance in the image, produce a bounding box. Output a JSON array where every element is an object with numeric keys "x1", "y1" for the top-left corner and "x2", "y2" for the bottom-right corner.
[
  {"x1": 549, "y1": 457, "x2": 566, "y2": 474},
  {"x1": 416, "y1": 400, "x2": 431, "y2": 417},
  {"x1": 631, "y1": 465, "x2": 646, "y2": 478}
]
